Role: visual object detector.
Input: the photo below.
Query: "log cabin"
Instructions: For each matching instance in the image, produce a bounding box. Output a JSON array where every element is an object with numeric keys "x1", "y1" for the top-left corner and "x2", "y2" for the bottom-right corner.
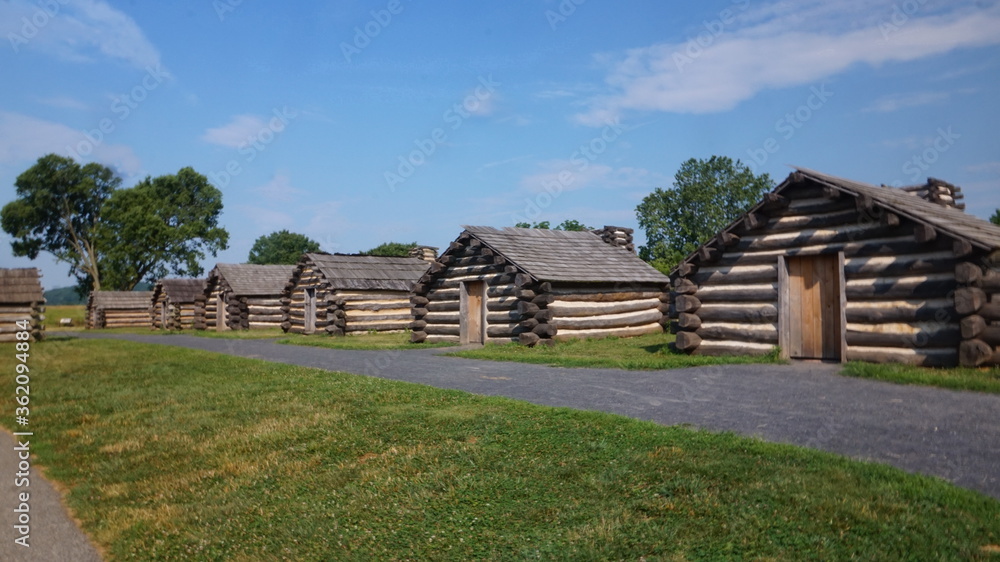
[
  {"x1": 282, "y1": 253, "x2": 434, "y2": 335},
  {"x1": 410, "y1": 226, "x2": 670, "y2": 346},
  {"x1": 669, "y1": 167, "x2": 1000, "y2": 367},
  {"x1": 151, "y1": 278, "x2": 206, "y2": 330},
  {"x1": 196, "y1": 264, "x2": 296, "y2": 331},
  {"x1": 87, "y1": 291, "x2": 154, "y2": 329},
  {"x1": 0, "y1": 268, "x2": 45, "y2": 342}
]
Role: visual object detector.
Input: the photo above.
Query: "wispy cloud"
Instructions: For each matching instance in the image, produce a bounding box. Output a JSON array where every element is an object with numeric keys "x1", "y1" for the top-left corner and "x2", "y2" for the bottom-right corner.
[
  {"x1": 36, "y1": 95, "x2": 90, "y2": 110},
  {"x1": 252, "y1": 173, "x2": 306, "y2": 203},
  {"x1": 519, "y1": 160, "x2": 666, "y2": 193},
  {"x1": 201, "y1": 115, "x2": 266, "y2": 148},
  {"x1": 574, "y1": 1, "x2": 1000, "y2": 124},
  {"x1": 0, "y1": 111, "x2": 141, "y2": 174},
  {"x1": 0, "y1": 0, "x2": 163, "y2": 70},
  {"x1": 863, "y1": 91, "x2": 952, "y2": 113}
]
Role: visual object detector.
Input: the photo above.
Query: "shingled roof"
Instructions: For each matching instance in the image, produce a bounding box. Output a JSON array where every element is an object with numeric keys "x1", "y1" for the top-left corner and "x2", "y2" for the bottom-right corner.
[
  {"x1": 790, "y1": 167, "x2": 1000, "y2": 252},
  {"x1": 305, "y1": 254, "x2": 429, "y2": 291},
  {"x1": 88, "y1": 291, "x2": 153, "y2": 310},
  {"x1": 0, "y1": 268, "x2": 44, "y2": 304},
  {"x1": 461, "y1": 226, "x2": 670, "y2": 283},
  {"x1": 213, "y1": 264, "x2": 295, "y2": 296},
  {"x1": 153, "y1": 279, "x2": 206, "y2": 304}
]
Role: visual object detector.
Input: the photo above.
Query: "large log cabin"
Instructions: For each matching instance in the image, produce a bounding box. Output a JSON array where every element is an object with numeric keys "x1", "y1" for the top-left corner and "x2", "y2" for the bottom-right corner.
[
  {"x1": 669, "y1": 167, "x2": 1000, "y2": 367},
  {"x1": 409, "y1": 226, "x2": 671, "y2": 346},
  {"x1": 0, "y1": 268, "x2": 45, "y2": 342},
  {"x1": 196, "y1": 264, "x2": 295, "y2": 331},
  {"x1": 151, "y1": 278, "x2": 206, "y2": 330},
  {"x1": 281, "y1": 252, "x2": 433, "y2": 336}
]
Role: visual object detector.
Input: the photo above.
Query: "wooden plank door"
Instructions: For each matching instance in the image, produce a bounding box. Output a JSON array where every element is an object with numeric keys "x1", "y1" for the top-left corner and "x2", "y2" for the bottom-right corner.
[
  {"x1": 786, "y1": 255, "x2": 842, "y2": 360},
  {"x1": 304, "y1": 288, "x2": 316, "y2": 334},
  {"x1": 160, "y1": 300, "x2": 168, "y2": 329},
  {"x1": 216, "y1": 292, "x2": 228, "y2": 332},
  {"x1": 460, "y1": 281, "x2": 486, "y2": 344}
]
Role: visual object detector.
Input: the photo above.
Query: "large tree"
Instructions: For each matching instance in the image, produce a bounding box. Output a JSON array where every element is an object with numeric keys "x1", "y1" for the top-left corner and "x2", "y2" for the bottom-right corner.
[
  {"x1": 248, "y1": 230, "x2": 321, "y2": 265},
  {"x1": 2, "y1": 154, "x2": 230, "y2": 293},
  {"x1": 96, "y1": 168, "x2": 229, "y2": 290},
  {"x1": 360, "y1": 241, "x2": 418, "y2": 257},
  {"x1": 1, "y1": 154, "x2": 119, "y2": 291},
  {"x1": 636, "y1": 156, "x2": 773, "y2": 273},
  {"x1": 991, "y1": 209, "x2": 999, "y2": 226}
]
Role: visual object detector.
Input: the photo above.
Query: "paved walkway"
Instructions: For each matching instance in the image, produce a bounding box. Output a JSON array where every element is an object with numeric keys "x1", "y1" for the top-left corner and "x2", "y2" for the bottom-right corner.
[{"x1": 71, "y1": 332, "x2": 1000, "y2": 501}]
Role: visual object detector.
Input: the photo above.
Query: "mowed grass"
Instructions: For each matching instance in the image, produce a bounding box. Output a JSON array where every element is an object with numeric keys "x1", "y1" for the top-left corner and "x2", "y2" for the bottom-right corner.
[
  {"x1": 842, "y1": 361, "x2": 1000, "y2": 394},
  {"x1": 278, "y1": 331, "x2": 455, "y2": 350},
  {"x1": 2, "y1": 340, "x2": 999, "y2": 559},
  {"x1": 451, "y1": 332, "x2": 784, "y2": 369},
  {"x1": 41, "y1": 304, "x2": 87, "y2": 331}
]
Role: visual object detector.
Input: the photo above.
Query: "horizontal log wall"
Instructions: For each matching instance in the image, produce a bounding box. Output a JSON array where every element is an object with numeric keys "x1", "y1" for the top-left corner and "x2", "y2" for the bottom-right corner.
[
  {"x1": 671, "y1": 180, "x2": 966, "y2": 366},
  {"x1": 0, "y1": 303, "x2": 45, "y2": 341},
  {"x1": 102, "y1": 308, "x2": 153, "y2": 329},
  {"x1": 548, "y1": 286, "x2": 665, "y2": 342}
]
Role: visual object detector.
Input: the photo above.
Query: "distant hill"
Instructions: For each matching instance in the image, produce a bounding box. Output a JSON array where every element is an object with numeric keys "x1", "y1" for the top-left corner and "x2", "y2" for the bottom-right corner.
[{"x1": 44, "y1": 283, "x2": 154, "y2": 305}]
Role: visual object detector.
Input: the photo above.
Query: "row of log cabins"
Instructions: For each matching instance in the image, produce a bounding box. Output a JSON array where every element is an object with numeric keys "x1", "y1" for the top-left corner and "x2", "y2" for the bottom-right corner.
[{"x1": 668, "y1": 168, "x2": 1000, "y2": 368}]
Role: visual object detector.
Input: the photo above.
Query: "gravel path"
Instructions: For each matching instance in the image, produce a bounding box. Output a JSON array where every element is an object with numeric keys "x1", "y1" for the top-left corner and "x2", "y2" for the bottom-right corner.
[{"x1": 67, "y1": 332, "x2": 1000, "y2": 501}]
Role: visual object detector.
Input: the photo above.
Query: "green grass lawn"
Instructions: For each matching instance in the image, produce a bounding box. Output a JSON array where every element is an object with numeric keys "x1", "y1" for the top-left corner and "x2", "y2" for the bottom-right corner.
[
  {"x1": 450, "y1": 332, "x2": 784, "y2": 369},
  {"x1": 2, "y1": 339, "x2": 998, "y2": 560},
  {"x1": 41, "y1": 304, "x2": 87, "y2": 331},
  {"x1": 277, "y1": 331, "x2": 455, "y2": 350},
  {"x1": 842, "y1": 361, "x2": 1000, "y2": 394}
]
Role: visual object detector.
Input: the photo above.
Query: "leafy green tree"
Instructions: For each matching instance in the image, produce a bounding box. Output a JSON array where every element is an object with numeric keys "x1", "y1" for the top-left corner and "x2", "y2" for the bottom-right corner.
[
  {"x1": 360, "y1": 241, "x2": 418, "y2": 257},
  {"x1": 97, "y1": 168, "x2": 229, "y2": 290},
  {"x1": 636, "y1": 156, "x2": 773, "y2": 273},
  {"x1": 991, "y1": 209, "x2": 1000, "y2": 226},
  {"x1": 514, "y1": 219, "x2": 592, "y2": 231},
  {"x1": 1, "y1": 154, "x2": 119, "y2": 291},
  {"x1": 248, "y1": 230, "x2": 321, "y2": 265}
]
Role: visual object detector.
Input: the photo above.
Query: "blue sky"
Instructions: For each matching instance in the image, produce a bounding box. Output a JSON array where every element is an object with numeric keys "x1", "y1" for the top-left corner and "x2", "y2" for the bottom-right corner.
[{"x1": 1, "y1": 0, "x2": 998, "y2": 290}]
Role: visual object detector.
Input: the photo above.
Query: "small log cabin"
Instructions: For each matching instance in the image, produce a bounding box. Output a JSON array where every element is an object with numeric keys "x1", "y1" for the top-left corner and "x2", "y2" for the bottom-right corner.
[
  {"x1": 410, "y1": 226, "x2": 670, "y2": 346},
  {"x1": 282, "y1": 253, "x2": 434, "y2": 335},
  {"x1": 0, "y1": 268, "x2": 45, "y2": 342},
  {"x1": 196, "y1": 264, "x2": 296, "y2": 331},
  {"x1": 151, "y1": 278, "x2": 206, "y2": 330},
  {"x1": 669, "y1": 167, "x2": 1000, "y2": 367},
  {"x1": 87, "y1": 291, "x2": 154, "y2": 329}
]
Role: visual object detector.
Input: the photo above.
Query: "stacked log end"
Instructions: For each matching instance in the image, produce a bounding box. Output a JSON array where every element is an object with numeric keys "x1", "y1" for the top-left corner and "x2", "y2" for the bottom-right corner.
[
  {"x1": 899, "y1": 178, "x2": 965, "y2": 210},
  {"x1": 592, "y1": 225, "x2": 636, "y2": 254},
  {"x1": 956, "y1": 264, "x2": 1000, "y2": 367}
]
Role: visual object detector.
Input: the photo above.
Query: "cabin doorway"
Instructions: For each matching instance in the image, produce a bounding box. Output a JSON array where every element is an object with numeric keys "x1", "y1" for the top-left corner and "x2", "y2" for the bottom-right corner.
[
  {"x1": 460, "y1": 281, "x2": 487, "y2": 344},
  {"x1": 304, "y1": 288, "x2": 317, "y2": 334},
  {"x1": 160, "y1": 301, "x2": 169, "y2": 329},
  {"x1": 216, "y1": 292, "x2": 229, "y2": 332},
  {"x1": 781, "y1": 254, "x2": 844, "y2": 361}
]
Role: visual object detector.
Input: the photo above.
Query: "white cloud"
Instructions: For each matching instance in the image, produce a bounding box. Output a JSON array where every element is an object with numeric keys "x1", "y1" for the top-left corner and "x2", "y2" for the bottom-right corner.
[
  {"x1": 574, "y1": 1, "x2": 1000, "y2": 124},
  {"x1": 0, "y1": 0, "x2": 163, "y2": 70},
  {"x1": 238, "y1": 206, "x2": 295, "y2": 233},
  {"x1": 252, "y1": 173, "x2": 305, "y2": 203},
  {"x1": 0, "y1": 111, "x2": 141, "y2": 175},
  {"x1": 201, "y1": 115, "x2": 266, "y2": 148}
]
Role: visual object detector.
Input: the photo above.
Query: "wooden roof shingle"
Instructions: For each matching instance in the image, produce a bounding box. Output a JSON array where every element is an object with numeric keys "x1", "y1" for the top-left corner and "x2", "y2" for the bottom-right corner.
[
  {"x1": 88, "y1": 291, "x2": 154, "y2": 310},
  {"x1": 0, "y1": 268, "x2": 45, "y2": 304},
  {"x1": 153, "y1": 279, "x2": 207, "y2": 304},
  {"x1": 213, "y1": 264, "x2": 295, "y2": 296},
  {"x1": 305, "y1": 254, "x2": 430, "y2": 292},
  {"x1": 790, "y1": 167, "x2": 1000, "y2": 251},
  {"x1": 462, "y1": 226, "x2": 670, "y2": 284}
]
